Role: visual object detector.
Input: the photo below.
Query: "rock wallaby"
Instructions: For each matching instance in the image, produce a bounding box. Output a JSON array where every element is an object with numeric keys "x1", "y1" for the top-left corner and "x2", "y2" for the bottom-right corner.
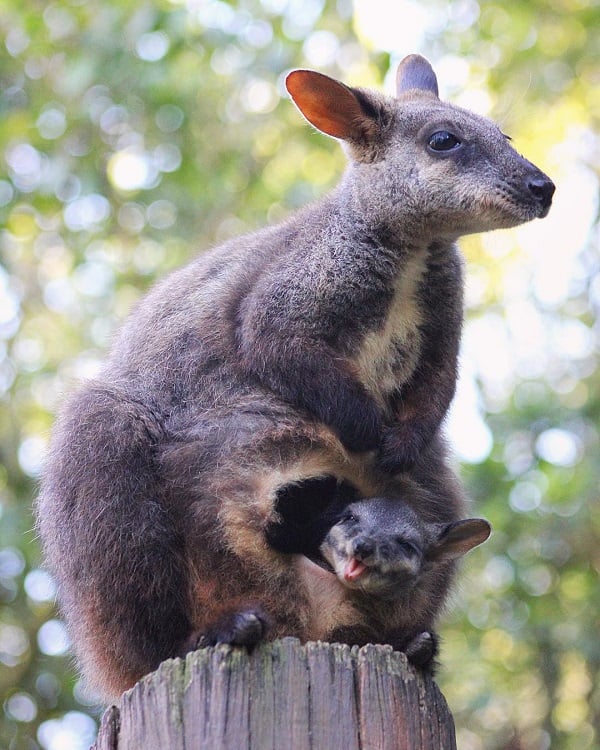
[{"x1": 36, "y1": 54, "x2": 554, "y2": 698}]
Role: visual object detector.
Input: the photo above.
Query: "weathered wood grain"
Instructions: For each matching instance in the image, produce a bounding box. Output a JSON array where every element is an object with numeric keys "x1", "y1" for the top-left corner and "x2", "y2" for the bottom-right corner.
[{"x1": 92, "y1": 638, "x2": 456, "y2": 749}]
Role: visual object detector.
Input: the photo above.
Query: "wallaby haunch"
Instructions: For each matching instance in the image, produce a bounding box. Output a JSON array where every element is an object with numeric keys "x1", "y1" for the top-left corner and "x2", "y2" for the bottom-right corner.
[{"x1": 37, "y1": 55, "x2": 554, "y2": 698}]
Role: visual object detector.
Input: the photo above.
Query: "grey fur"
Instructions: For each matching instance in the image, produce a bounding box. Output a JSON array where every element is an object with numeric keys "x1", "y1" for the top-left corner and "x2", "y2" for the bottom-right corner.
[{"x1": 36, "y1": 55, "x2": 554, "y2": 698}]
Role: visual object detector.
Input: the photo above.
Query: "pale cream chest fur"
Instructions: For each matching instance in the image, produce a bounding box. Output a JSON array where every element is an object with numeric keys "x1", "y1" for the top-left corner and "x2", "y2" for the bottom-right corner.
[{"x1": 352, "y1": 248, "x2": 429, "y2": 408}]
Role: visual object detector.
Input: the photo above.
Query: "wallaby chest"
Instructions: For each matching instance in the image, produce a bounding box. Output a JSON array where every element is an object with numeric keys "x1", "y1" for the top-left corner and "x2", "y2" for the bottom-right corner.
[{"x1": 352, "y1": 248, "x2": 429, "y2": 408}]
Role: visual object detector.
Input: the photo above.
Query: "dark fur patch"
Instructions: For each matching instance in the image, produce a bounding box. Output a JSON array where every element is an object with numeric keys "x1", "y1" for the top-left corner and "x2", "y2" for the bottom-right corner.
[{"x1": 266, "y1": 476, "x2": 359, "y2": 556}]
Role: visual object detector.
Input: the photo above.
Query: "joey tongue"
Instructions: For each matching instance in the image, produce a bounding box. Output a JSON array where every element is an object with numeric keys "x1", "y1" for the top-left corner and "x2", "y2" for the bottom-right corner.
[{"x1": 344, "y1": 557, "x2": 367, "y2": 582}]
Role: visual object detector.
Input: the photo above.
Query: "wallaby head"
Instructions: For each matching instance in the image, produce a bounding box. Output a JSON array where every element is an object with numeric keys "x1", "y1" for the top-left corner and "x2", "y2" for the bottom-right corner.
[{"x1": 286, "y1": 54, "x2": 554, "y2": 241}]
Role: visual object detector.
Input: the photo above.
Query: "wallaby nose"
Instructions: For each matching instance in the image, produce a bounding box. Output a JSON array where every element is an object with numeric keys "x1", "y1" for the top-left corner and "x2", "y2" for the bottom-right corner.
[{"x1": 527, "y1": 175, "x2": 555, "y2": 214}]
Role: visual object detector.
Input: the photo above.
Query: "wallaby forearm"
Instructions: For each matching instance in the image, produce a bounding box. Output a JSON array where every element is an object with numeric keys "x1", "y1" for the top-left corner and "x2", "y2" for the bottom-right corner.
[
  {"x1": 239, "y1": 335, "x2": 383, "y2": 452},
  {"x1": 379, "y1": 240, "x2": 463, "y2": 470}
]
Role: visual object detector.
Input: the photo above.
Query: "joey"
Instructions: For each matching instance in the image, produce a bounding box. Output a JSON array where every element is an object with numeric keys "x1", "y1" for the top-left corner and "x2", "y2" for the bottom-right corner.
[{"x1": 267, "y1": 485, "x2": 491, "y2": 671}]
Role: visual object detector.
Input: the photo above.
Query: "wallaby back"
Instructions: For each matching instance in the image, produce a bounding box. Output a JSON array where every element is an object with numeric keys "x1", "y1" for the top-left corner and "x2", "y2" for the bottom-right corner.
[{"x1": 36, "y1": 55, "x2": 554, "y2": 698}]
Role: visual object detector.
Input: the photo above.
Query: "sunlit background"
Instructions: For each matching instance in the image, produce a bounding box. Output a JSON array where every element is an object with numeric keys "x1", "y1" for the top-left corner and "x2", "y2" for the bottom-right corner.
[{"x1": 1, "y1": 1, "x2": 599, "y2": 748}]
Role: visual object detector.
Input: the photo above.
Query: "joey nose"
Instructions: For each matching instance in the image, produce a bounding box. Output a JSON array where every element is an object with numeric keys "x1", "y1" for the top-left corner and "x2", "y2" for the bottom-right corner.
[
  {"x1": 527, "y1": 175, "x2": 555, "y2": 215},
  {"x1": 353, "y1": 537, "x2": 375, "y2": 559}
]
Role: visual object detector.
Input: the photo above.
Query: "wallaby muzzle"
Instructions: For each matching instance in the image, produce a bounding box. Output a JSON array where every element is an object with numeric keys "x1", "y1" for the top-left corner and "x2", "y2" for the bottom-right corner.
[{"x1": 527, "y1": 172, "x2": 555, "y2": 216}]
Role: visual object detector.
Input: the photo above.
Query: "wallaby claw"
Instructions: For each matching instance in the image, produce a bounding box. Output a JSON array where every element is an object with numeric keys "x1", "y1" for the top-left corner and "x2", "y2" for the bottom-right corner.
[{"x1": 189, "y1": 607, "x2": 270, "y2": 652}]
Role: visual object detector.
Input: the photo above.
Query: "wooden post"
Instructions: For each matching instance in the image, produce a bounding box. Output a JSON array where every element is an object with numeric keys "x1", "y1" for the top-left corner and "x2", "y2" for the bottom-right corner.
[{"x1": 92, "y1": 638, "x2": 456, "y2": 749}]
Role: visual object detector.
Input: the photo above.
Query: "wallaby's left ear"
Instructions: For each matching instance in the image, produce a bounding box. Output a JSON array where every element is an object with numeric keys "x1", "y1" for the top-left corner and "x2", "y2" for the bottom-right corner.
[
  {"x1": 286, "y1": 69, "x2": 380, "y2": 143},
  {"x1": 428, "y1": 518, "x2": 491, "y2": 562},
  {"x1": 396, "y1": 54, "x2": 439, "y2": 98}
]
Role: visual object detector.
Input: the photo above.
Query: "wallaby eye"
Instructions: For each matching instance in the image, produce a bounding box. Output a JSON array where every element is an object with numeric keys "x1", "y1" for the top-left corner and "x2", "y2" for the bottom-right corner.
[{"x1": 428, "y1": 131, "x2": 462, "y2": 152}]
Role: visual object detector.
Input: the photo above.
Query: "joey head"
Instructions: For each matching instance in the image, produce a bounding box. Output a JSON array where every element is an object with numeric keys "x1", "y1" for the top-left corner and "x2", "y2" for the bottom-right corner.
[{"x1": 319, "y1": 498, "x2": 490, "y2": 598}]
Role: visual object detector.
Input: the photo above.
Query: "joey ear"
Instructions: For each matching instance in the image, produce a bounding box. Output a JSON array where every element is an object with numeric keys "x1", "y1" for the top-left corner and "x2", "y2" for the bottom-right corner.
[
  {"x1": 428, "y1": 519, "x2": 491, "y2": 562},
  {"x1": 286, "y1": 70, "x2": 380, "y2": 143},
  {"x1": 396, "y1": 54, "x2": 439, "y2": 98}
]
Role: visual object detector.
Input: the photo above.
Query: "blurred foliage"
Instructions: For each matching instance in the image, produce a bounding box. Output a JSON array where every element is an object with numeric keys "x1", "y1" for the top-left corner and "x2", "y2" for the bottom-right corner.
[{"x1": 0, "y1": 1, "x2": 598, "y2": 749}]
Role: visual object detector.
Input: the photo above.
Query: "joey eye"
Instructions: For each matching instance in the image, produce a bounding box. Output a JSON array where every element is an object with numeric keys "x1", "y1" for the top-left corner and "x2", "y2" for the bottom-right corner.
[
  {"x1": 428, "y1": 131, "x2": 462, "y2": 152},
  {"x1": 396, "y1": 540, "x2": 421, "y2": 558}
]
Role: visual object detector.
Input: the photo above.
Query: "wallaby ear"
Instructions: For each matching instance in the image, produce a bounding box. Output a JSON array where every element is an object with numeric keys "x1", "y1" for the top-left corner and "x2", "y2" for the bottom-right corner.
[
  {"x1": 428, "y1": 518, "x2": 491, "y2": 562},
  {"x1": 396, "y1": 54, "x2": 439, "y2": 98},
  {"x1": 286, "y1": 69, "x2": 380, "y2": 143}
]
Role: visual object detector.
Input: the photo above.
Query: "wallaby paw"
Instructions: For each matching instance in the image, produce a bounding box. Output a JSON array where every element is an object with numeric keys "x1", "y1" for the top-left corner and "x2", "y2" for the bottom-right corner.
[
  {"x1": 404, "y1": 631, "x2": 439, "y2": 672},
  {"x1": 334, "y1": 399, "x2": 382, "y2": 454},
  {"x1": 377, "y1": 451, "x2": 415, "y2": 476},
  {"x1": 194, "y1": 606, "x2": 270, "y2": 651},
  {"x1": 377, "y1": 425, "x2": 425, "y2": 474}
]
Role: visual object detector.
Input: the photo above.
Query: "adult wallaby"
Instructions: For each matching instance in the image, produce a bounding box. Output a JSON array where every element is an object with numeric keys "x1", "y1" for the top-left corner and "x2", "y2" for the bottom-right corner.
[{"x1": 37, "y1": 54, "x2": 554, "y2": 698}]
